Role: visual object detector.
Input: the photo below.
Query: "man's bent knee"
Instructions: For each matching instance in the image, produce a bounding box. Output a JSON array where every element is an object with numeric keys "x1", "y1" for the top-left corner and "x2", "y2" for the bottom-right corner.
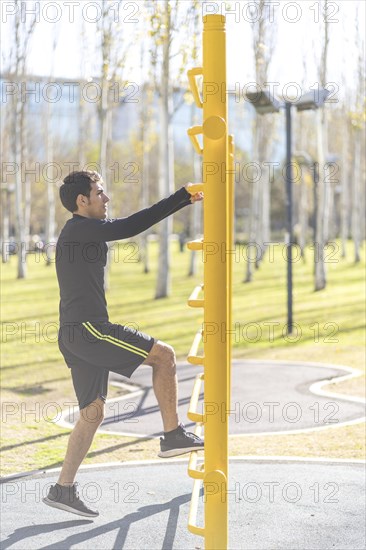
[
  {"x1": 143, "y1": 341, "x2": 176, "y2": 369},
  {"x1": 79, "y1": 397, "x2": 105, "y2": 425}
]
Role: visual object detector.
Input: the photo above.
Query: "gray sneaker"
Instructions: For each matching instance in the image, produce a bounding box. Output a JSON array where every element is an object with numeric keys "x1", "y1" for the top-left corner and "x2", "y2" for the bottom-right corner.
[
  {"x1": 42, "y1": 483, "x2": 99, "y2": 518},
  {"x1": 158, "y1": 423, "x2": 204, "y2": 458}
]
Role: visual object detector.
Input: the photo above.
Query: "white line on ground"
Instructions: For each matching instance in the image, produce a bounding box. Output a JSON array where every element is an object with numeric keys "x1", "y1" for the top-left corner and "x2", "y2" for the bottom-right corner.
[{"x1": 2, "y1": 455, "x2": 364, "y2": 482}]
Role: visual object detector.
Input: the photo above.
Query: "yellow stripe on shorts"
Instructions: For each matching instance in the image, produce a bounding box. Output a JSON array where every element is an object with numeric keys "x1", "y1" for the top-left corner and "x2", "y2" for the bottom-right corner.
[{"x1": 82, "y1": 322, "x2": 149, "y2": 360}]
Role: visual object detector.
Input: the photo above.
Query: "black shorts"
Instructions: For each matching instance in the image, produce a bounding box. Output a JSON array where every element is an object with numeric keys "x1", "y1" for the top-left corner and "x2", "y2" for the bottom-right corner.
[{"x1": 58, "y1": 321, "x2": 155, "y2": 410}]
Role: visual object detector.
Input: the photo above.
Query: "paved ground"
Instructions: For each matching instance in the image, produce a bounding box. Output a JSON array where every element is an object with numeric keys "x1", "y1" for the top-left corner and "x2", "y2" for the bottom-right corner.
[
  {"x1": 1, "y1": 459, "x2": 364, "y2": 549},
  {"x1": 63, "y1": 360, "x2": 365, "y2": 437},
  {"x1": 2, "y1": 360, "x2": 364, "y2": 549}
]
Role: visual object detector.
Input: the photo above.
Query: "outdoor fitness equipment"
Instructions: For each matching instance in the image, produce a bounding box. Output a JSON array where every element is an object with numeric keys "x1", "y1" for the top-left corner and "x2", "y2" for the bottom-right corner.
[{"x1": 185, "y1": 14, "x2": 234, "y2": 550}]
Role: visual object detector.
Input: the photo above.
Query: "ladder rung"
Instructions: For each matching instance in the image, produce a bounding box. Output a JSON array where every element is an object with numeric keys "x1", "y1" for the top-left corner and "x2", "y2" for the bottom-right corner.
[
  {"x1": 187, "y1": 67, "x2": 203, "y2": 109},
  {"x1": 188, "y1": 284, "x2": 204, "y2": 308},
  {"x1": 188, "y1": 455, "x2": 205, "y2": 479},
  {"x1": 187, "y1": 330, "x2": 205, "y2": 365},
  {"x1": 188, "y1": 372, "x2": 204, "y2": 423},
  {"x1": 188, "y1": 424, "x2": 205, "y2": 479},
  {"x1": 188, "y1": 300, "x2": 204, "y2": 308},
  {"x1": 187, "y1": 126, "x2": 203, "y2": 155},
  {"x1": 188, "y1": 477, "x2": 205, "y2": 537},
  {"x1": 187, "y1": 355, "x2": 205, "y2": 365},
  {"x1": 187, "y1": 239, "x2": 204, "y2": 251}
]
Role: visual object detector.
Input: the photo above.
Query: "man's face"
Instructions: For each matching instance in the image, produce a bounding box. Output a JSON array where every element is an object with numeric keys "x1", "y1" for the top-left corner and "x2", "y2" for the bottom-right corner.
[{"x1": 77, "y1": 180, "x2": 110, "y2": 219}]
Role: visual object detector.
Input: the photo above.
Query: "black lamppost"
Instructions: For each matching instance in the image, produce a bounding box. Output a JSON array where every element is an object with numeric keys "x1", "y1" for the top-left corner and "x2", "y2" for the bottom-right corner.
[{"x1": 245, "y1": 89, "x2": 329, "y2": 334}]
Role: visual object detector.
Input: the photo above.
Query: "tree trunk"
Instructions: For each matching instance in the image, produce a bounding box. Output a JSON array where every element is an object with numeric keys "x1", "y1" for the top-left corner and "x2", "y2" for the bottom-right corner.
[
  {"x1": 314, "y1": 0, "x2": 330, "y2": 288},
  {"x1": 155, "y1": 3, "x2": 174, "y2": 299},
  {"x1": 245, "y1": 119, "x2": 260, "y2": 282},
  {"x1": 314, "y1": 109, "x2": 326, "y2": 290},
  {"x1": 322, "y1": 114, "x2": 331, "y2": 244},
  {"x1": 45, "y1": 98, "x2": 56, "y2": 266},
  {"x1": 1, "y1": 189, "x2": 10, "y2": 263},
  {"x1": 78, "y1": 91, "x2": 87, "y2": 169},
  {"x1": 1, "y1": 96, "x2": 12, "y2": 263},
  {"x1": 261, "y1": 158, "x2": 270, "y2": 249},
  {"x1": 340, "y1": 111, "x2": 349, "y2": 258},
  {"x1": 99, "y1": 78, "x2": 110, "y2": 186},
  {"x1": 351, "y1": 132, "x2": 361, "y2": 262},
  {"x1": 22, "y1": 102, "x2": 31, "y2": 252},
  {"x1": 255, "y1": 164, "x2": 263, "y2": 269},
  {"x1": 79, "y1": 21, "x2": 87, "y2": 169},
  {"x1": 299, "y1": 169, "x2": 309, "y2": 258},
  {"x1": 99, "y1": 75, "x2": 113, "y2": 290},
  {"x1": 296, "y1": 112, "x2": 309, "y2": 258},
  {"x1": 14, "y1": 96, "x2": 26, "y2": 279},
  {"x1": 155, "y1": 60, "x2": 174, "y2": 298},
  {"x1": 8, "y1": 0, "x2": 36, "y2": 278},
  {"x1": 141, "y1": 85, "x2": 151, "y2": 274}
]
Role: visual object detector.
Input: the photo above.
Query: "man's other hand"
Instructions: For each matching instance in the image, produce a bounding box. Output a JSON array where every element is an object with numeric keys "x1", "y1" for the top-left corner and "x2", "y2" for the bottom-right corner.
[{"x1": 185, "y1": 183, "x2": 204, "y2": 203}]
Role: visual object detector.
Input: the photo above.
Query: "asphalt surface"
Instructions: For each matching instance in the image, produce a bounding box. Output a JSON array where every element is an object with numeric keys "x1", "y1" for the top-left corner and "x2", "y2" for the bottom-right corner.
[
  {"x1": 2, "y1": 360, "x2": 365, "y2": 549},
  {"x1": 1, "y1": 459, "x2": 365, "y2": 549},
  {"x1": 63, "y1": 360, "x2": 365, "y2": 437}
]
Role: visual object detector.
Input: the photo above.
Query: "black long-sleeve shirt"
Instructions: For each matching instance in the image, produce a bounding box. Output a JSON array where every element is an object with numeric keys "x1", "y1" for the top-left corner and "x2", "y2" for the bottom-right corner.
[{"x1": 56, "y1": 186, "x2": 192, "y2": 325}]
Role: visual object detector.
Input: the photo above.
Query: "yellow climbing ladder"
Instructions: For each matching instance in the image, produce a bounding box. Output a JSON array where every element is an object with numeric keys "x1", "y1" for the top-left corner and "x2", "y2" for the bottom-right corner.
[{"x1": 185, "y1": 14, "x2": 234, "y2": 550}]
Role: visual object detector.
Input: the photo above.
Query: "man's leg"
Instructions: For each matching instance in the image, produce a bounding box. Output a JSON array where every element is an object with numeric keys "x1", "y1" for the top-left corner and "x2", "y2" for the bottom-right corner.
[
  {"x1": 57, "y1": 397, "x2": 105, "y2": 486},
  {"x1": 142, "y1": 341, "x2": 204, "y2": 457},
  {"x1": 43, "y1": 396, "x2": 105, "y2": 516},
  {"x1": 143, "y1": 341, "x2": 178, "y2": 432}
]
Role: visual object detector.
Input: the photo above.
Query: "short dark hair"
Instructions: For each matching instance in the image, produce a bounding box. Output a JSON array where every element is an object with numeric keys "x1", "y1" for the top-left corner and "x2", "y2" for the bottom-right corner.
[{"x1": 59, "y1": 171, "x2": 102, "y2": 213}]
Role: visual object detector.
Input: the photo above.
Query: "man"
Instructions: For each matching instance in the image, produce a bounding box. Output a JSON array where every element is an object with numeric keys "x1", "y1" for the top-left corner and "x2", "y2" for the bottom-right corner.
[{"x1": 43, "y1": 170, "x2": 204, "y2": 517}]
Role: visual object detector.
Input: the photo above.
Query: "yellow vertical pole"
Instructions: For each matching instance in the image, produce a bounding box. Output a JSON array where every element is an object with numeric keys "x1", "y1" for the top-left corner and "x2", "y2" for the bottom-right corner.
[
  {"x1": 202, "y1": 14, "x2": 228, "y2": 550},
  {"x1": 228, "y1": 135, "x2": 234, "y2": 406}
]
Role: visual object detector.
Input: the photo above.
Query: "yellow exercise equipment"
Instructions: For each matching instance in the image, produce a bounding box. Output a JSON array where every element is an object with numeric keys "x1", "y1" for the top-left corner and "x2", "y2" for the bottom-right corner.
[{"x1": 186, "y1": 14, "x2": 234, "y2": 550}]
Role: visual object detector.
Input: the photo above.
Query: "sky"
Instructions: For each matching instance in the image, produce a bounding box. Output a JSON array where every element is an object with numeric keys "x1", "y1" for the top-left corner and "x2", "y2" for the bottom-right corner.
[{"x1": 1, "y1": 0, "x2": 365, "y2": 103}]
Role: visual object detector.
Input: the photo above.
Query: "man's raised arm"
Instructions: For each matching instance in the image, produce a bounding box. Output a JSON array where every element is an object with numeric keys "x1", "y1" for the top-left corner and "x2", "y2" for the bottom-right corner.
[{"x1": 77, "y1": 186, "x2": 200, "y2": 242}]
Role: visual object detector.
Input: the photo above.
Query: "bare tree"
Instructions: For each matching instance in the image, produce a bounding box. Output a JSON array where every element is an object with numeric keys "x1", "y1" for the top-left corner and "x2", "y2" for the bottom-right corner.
[
  {"x1": 97, "y1": 0, "x2": 135, "y2": 207},
  {"x1": 1, "y1": 92, "x2": 14, "y2": 263},
  {"x1": 314, "y1": 0, "x2": 330, "y2": 291},
  {"x1": 298, "y1": 165, "x2": 310, "y2": 258},
  {"x1": 187, "y1": 2, "x2": 202, "y2": 277},
  {"x1": 350, "y1": 11, "x2": 365, "y2": 263},
  {"x1": 340, "y1": 101, "x2": 350, "y2": 258},
  {"x1": 294, "y1": 58, "x2": 310, "y2": 259},
  {"x1": 138, "y1": 11, "x2": 157, "y2": 274},
  {"x1": 44, "y1": 27, "x2": 59, "y2": 266},
  {"x1": 96, "y1": 0, "x2": 135, "y2": 288},
  {"x1": 149, "y1": 0, "x2": 196, "y2": 298},
  {"x1": 78, "y1": 20, "x2": 88, "y2": 170},
  {"x1": 154, "y1": 0, "x2": 174, "y2": 298},
  {"x1": 314, "y1": 109, "x2": 327, "y2": 290},
  {"x1": 245, "y1": 0, "x2": 277, "y2": 282},
  {"x1": 7, "y1": 1, "x2": 37, "y2": 278},
  {"x1": 140, "y1": 85, "x2": 153, "y2": 274}
]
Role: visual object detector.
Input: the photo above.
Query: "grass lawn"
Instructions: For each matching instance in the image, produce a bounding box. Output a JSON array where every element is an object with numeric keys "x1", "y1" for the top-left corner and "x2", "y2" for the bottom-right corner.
[{"x1": 1, "y1": 239, "x2": 365, "y2": 476}]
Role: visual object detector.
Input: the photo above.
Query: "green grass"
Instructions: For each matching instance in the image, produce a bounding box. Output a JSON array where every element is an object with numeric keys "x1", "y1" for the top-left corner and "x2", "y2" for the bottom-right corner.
[{"x1": 1, "y1": 239, "x2": 365, "y2": 475}]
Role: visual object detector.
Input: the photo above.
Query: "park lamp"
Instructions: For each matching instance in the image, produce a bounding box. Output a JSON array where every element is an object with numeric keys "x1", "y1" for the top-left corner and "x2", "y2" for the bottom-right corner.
[
  {"x1": 245, "y1": 87, "x2": 329, "y2": 334},
  {"x1": 246, "y1": 88, "x2": 330, "y2": 113},
  {"x1": 295, "y1": 89, "x2": 330, "y2": 111},
  {"x1": 245, "y1": 90, "x2": 281, "y2": 114}
]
